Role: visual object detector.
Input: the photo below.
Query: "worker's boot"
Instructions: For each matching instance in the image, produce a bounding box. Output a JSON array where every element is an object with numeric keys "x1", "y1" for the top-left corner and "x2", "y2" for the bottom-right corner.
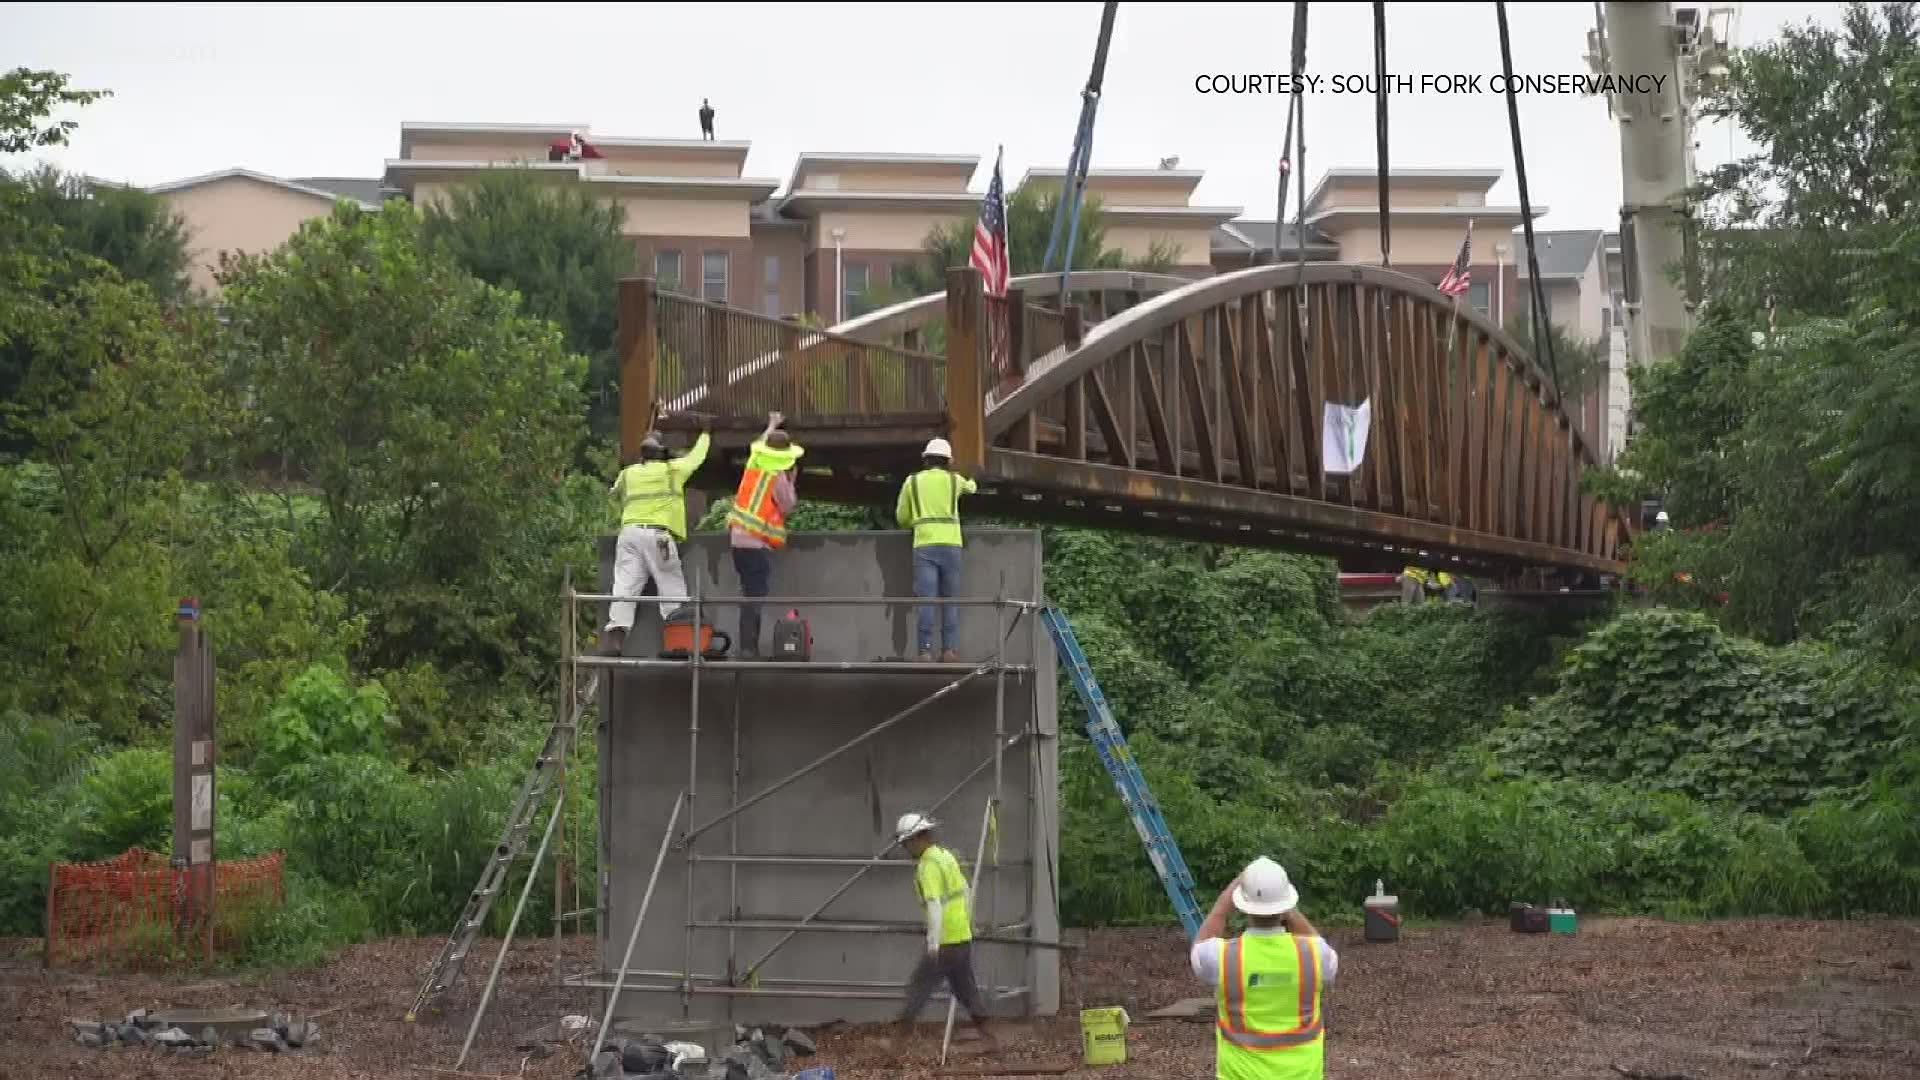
[
  {"x1": 940, "y1": 648, "x2": 961, "y2": 664},
  {"x1": 601, "y1": 628, "x2": 627, "y2": 657},
  {"x1": 915, "y1": 649, "x2": 934, "y2": 663}
]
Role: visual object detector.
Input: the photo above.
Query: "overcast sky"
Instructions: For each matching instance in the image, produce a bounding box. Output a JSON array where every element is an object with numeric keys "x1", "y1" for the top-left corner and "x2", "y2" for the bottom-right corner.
[{"x1": 8, "y1": 2, "x2": 1843, "y2": 231}]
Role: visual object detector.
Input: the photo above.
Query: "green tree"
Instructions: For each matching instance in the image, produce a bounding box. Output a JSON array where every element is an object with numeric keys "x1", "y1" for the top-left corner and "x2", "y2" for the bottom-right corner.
[
  {"x1": 215, "y1": 200, "x2": 593, "y2": 681},
  {"x1": 0, "y1": 166, "x2": 193, "y2": 451},
  {"x1": 2, "y1": 166, "x2": 190, "y2": 302},
  {"x1": 1593, "y1": 34, "x2": 1920, "y2": 658},
  {"x1": 1694, "y1": 2, "x2": 1920, "y2": 319},
  {"x1": 420, "y1": 167, "x2": 634, "y2": 443},
  {"x1": 0, "y1": 68, "x2": 108, "y2": 154}
]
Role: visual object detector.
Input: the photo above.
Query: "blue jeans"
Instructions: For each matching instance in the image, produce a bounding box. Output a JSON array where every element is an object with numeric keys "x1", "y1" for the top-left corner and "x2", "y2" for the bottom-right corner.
[
  {"x1": 731, "y1": 547, "x2": 773, "y2": 656},
  {"x1": 913, "y1": 545, "x2": 963, "y2": 654}
]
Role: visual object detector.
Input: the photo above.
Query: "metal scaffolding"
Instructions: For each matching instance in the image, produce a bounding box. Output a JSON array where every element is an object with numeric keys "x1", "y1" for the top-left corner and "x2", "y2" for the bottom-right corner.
[{"x1": 560, "y1": 584, "x2": 1056, "y2": 1020}]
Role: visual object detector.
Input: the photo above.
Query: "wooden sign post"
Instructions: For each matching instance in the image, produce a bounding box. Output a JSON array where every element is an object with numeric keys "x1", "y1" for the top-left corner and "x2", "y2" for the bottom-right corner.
[{"x1": 172, "y1": 597, "x2": 216, "y2": 959}]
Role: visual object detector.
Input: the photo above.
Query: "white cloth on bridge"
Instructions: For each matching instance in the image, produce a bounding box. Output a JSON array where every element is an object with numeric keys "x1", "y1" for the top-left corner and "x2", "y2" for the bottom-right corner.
[{"x1": 1322, "y1": 397, "x2": 1372, "y2": 475}]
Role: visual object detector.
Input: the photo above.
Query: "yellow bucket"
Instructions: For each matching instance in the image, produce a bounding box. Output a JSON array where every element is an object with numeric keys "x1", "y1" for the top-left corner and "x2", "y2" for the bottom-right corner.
[{"x1": 1080, "y1": 1006, "x2": 1130, "y2": 1066}]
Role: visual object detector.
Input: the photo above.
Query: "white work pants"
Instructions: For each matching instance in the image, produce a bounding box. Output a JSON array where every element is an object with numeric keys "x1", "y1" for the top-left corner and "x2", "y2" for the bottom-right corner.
[{"x1": 606, "y1": 525, "x2": 687, "y2": 632}]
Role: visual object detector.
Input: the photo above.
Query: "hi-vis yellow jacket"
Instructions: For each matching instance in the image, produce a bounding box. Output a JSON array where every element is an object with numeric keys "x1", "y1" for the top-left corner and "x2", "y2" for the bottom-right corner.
[
  {"x1": 613, "y1": 432, "x2": 711, "y2": 541},
  {"x1": 895, "y1": 468, "x2": 977, "y2": 548}
]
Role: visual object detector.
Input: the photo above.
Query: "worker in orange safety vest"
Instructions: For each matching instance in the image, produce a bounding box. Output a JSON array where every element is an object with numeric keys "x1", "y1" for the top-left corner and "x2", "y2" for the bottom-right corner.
[
  {"x1": 1191, "y1": 857, "x2": 1339, "y2": 1080},
  {"x1": 726, "y1": 411, "x2": 803, "y2": 657}
]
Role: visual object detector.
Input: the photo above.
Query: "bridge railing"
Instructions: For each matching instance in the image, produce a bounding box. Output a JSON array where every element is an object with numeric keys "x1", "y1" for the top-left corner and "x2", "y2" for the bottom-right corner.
[{"x1": 619, "y1": 280, "x2": 947, "y2": 444}]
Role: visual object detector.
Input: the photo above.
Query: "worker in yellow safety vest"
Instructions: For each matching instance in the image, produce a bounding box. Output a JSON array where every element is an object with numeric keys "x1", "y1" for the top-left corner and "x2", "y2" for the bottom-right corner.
[
  {"x1": 603, "y1": 420, "x2": 711, "y2": 655},
  {"x1": 895, "y1": 438, "x2": 977, "y2": 662},
  {"x1": 1191, "y1": 858, "x2": 1339, "y2": 1080},
  {"x1": 1399, "y1": 566, "x2": 1454, "y2": 605},
  {"x1": 726, "y1": 412, "x2": 803, "y2": 657},
  {"x1": 889, "y1": 812, "x2": 1000, "y2": 1051}
]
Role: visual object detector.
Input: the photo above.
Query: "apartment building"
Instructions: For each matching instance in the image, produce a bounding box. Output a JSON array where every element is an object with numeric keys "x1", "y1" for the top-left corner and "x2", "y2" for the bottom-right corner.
[
  {"x1": 1512, "y1": 228, "x2": 1626, "y2": 458},
  {"x1": 143, "y1": 132, "x2": 1620, "y2": 457},
  {"x1": 147, "y1": 169, "x2": 383, "y2": 293},
  {"x1": 778, "y1": 151, "x2": 981, "y2": 320},
  {"x1": 382, "y1": 123, "x2": 787, "y2": 314},
  {"x1": 1019, "y1": 167, "x2": 1240, "y2": 277}
]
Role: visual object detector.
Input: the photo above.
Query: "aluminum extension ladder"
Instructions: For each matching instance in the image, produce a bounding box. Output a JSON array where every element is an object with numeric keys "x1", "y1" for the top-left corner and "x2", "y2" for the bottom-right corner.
[
  {"x1": 1038, "y1": 606, "x2": 1204, "y2": 936},
  {"x1": 405, "y1": 671, "x2": 601, "y2": 1021}
]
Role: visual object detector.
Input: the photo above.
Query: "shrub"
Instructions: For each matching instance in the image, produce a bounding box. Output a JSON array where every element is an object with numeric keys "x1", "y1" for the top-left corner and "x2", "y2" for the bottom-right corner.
[
  {"x1": 62, "y1": 748, "x2": 174, "y2": 860},
  {"x1": 1488, "y1": 610, "x2": 1916, "y2": 813},
  {"x1": 253, "y1": 664, "x2": 393, "y2": 783}
]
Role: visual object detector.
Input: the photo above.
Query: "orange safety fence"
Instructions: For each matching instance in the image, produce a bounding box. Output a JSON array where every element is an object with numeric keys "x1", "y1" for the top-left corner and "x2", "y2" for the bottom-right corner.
[{"x1": 46, "y1": 847, "x2": 286, "y2": 969}]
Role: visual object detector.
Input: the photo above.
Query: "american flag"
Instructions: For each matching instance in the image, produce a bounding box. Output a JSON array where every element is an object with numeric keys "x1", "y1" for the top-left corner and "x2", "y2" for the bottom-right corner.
[
  {"x1": 971, "y1": 149, "x2": 1010, "y2": 296},
  {"x1": 1437, "y1": 222, "x2": 1473, "y2": 298},
  {"x1": 972, "y1": 148, "x2": 1013, "y2": 375}
]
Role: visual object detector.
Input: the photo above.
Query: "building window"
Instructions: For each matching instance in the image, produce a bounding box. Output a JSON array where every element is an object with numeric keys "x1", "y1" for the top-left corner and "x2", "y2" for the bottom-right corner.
[
  {"x1": 1601, "y1": 308, "x2": 1612, "y2": 338},
  {"x1": 843, "y1": 261, "x2": 869, "y2": 319},
  {"x1": 655, "y1": 250, "x2": 681, "y2": 293},
  {"x1": 1468, "y1": 281, "x2": 1491, "y2": 315},
  {"x1": 763, "y1": 255, "x2": 781, "y2": 317},
  {"x1": 702, "y1": 251, "x2": 729, "y2": 302}
]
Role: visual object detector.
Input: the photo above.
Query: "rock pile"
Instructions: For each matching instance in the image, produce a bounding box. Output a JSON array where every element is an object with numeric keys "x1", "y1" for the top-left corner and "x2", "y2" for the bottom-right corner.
[
  {"x1": 583, "y1": 1024, "x2": 826, "y2": 1080},
  {"x1": 69, "y1": 1010, "x2": 322, "y2": 1056}
]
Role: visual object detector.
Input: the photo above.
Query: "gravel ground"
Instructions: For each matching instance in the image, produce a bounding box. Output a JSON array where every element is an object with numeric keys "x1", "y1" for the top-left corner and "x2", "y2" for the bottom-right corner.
[{"x1": 4, "y1": 918, "x2": 1916, "y2": 1080}]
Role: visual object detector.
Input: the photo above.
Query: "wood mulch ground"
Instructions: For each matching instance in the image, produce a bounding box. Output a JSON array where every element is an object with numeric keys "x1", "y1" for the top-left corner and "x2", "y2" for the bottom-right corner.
[{"x1": 3, "y1": 918, "x2": 1916, "y2": 1079}]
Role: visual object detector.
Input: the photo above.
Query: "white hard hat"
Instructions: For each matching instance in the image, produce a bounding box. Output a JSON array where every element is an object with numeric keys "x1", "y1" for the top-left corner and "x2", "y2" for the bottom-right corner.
[
  {"x1": 922, "y1": 438, "x2": 953, "y2": 459},
  {"x1": 1655, "y1": 511, "x2": 1670, "y2": 522},
  {"x1": 894, "y1": 812, "x2": 937, "y2": 844},
  {"x1": 1232, "y1": 857, "x2": 1299, "y2": 916}
]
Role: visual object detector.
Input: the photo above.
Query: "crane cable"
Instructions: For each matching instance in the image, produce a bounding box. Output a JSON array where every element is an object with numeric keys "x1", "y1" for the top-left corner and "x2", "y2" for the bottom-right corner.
[
  {"x1": 1373, "y1": 0, "x2": 1391, "y2": 268},
  {"x1": 1043, "y1": 0, "x2": 1120, "y2": 300},
  {"x1": 1274, "y1": 3, "x2": 1308, "y2": 268},
  {"x1": 1365, "y1": 0, "x2": 1390, "y2": 482},
  {"x1": 1495, "y1": 0, "x2": 1564, "y2": 395},
  {"x1": 1282, "y1": 2, "x2": 1313, "y2": 349}
]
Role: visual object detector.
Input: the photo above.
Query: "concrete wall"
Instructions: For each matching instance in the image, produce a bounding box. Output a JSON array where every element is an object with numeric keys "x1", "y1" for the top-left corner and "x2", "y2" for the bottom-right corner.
[
  {"x1": 798, "y1": 163, "x2": 976, "y2": 193},
  {"x1": 616, "y1": 194, "x2": 752, "y2": 238},
  {"x1": 1323, "y1": 219, "x2": 1521, "y2": 264},
  {"x1": 595, "y1": 529, "x2": 1059, "y2": 1029},
  {"x1": 811, "y1": 209, "x2": 966, "y2": 252}
]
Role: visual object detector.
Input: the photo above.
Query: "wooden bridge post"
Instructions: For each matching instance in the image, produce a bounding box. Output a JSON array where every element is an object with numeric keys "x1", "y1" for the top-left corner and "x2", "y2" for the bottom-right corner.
[
  {"x1": 617, "y1": 277, "x2": 658, "y2": 464},
  {"x1": 172, "y1": 597, "x2": 216, "y2": 962},
  {"x1": 945, "y1": 267, "x2": 987, "y2": 473}
]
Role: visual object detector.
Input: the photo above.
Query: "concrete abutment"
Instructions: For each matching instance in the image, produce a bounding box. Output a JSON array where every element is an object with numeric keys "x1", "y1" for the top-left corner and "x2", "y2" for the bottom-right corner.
[{"x1": 589, "y1": 529, "x2": 1060, "y2": 1029}]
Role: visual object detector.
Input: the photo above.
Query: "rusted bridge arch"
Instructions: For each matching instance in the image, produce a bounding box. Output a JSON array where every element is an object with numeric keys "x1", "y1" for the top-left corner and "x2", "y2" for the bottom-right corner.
[{"x1": 618, "y1": 263, "x2": 1630, "y2": 579}]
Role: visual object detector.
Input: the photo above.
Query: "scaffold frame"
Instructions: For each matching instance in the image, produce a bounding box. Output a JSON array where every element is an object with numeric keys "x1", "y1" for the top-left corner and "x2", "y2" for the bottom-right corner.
[{"x1": 558, "y1": 582, "x2": 1058, "y2": 1022}]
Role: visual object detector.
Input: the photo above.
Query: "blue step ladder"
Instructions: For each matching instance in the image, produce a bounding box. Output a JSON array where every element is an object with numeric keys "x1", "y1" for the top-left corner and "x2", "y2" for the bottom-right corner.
[{"x1": 1039, "y1": 606, "x2": 1204, "y2": 937}]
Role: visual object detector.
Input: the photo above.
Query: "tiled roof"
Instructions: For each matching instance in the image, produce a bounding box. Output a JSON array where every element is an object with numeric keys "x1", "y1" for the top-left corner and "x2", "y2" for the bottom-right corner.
[{"x1": 1517, "y1": 230, "x2": 1604, "y2": 279}]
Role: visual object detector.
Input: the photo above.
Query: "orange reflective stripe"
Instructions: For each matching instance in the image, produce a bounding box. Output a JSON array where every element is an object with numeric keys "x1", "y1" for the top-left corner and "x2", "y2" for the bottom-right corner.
[
  {"x1": 1225, "y1": 939, "x2": 1247, "y2": 1033},
  {"x1": 1296, "y1": 935, "x2": 1319, "y2": 1027}
]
